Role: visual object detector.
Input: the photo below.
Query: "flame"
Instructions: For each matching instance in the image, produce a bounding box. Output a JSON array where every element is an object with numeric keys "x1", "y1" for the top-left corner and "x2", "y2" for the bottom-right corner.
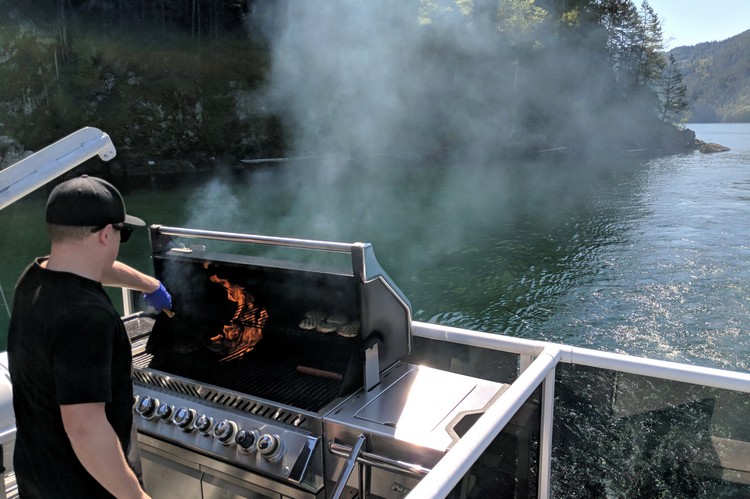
[{"x1": 209, "y1": 275, "x2": 268, "y2": 361}]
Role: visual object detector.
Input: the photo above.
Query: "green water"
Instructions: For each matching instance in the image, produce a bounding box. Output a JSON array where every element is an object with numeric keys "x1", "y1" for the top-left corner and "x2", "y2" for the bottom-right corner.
[{"x1": 2, "y1": 124, "x2": 750, "y2": 374}]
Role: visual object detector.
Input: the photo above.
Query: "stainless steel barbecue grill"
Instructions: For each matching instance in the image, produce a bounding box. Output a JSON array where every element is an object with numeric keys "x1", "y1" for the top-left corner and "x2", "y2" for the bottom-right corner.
[{"x1": 126, "y1": 226, "x2": 508, "y2": 498}]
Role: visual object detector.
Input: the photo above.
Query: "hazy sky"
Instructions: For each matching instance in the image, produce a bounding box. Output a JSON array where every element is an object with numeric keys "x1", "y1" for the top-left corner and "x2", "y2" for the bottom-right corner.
[{"x1": 646, "y1": 0, "x2": 750, "y2": 49}]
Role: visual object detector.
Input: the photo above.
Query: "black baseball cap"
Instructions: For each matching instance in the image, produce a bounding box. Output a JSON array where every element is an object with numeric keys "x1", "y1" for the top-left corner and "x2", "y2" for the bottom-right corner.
[{"x1": 46, "y1": 175, "x2": 145, "y2": 227}]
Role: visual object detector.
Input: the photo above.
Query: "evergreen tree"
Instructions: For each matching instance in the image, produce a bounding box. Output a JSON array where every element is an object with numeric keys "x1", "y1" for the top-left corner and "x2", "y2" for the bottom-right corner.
[
  {"x1": 600, "y1": 0, "x2": 642, "y2": 90},
  {"x1": 658, "y1": 53, "x2": 688, "y2": 123},
  {"x1": 636, "y1": 1, "x2": 666, "y2": 86}
]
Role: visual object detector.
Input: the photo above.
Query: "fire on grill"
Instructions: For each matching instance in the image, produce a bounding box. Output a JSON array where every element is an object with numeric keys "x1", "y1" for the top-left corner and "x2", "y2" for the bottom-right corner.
[{"x1": 206, "y1": 273, "x2": 267, "y2": 360}]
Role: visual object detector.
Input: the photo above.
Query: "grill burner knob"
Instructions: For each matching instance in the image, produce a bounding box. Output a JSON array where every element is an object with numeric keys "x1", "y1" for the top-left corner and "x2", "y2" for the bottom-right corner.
[
  {"x1": 235, "y1": 429, "x2": 261, "y2": 453},
  {"x1": 213, "y1": 419, "x2": 238, "y2": 445},
  {"x1": 135, "y1": 397, "x2": 159, "y2": 420},
  {"x1": 258, "y1": 434, "x2": 284, "y2": 462},
  {"x1": 195, "y1": 414, "x2": 213, "y2": 435},
  {"x1": 172, "y1": 407, "x2": 197, "y2": 431},
  {"x1": 155, "y1": 403, "x2": 173, "y2": 421}
]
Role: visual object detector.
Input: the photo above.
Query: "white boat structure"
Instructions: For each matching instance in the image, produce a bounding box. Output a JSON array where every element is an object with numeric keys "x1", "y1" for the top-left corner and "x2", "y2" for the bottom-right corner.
[{"x1": 0, "y1": 129, "x2": 749, "y2": 498}]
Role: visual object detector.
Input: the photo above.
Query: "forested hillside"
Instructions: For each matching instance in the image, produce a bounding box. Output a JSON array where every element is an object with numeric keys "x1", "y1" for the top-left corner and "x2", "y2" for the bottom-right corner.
[
  {"x1": 0, "y1": 1, "x2": 695, "y2": 171},
  {"x1": 670, "y1": 30, "x2": 750, "y2": 122}
]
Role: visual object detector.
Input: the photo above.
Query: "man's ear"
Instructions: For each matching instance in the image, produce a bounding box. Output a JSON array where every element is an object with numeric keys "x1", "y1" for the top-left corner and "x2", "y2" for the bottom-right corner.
[{"x1": 96, "y1": 224, "x2": 111, "y2": 245}]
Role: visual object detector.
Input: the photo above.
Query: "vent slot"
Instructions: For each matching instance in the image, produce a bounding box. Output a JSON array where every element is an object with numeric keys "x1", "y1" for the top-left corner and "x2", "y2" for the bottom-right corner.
[{"x1": 133, "y1": 368, "x2": 307, "y2": 428}]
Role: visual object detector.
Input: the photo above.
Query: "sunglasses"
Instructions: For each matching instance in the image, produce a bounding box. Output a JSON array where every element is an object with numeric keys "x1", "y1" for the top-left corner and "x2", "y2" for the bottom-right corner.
[{"x1": 91, "y1": 223, "x2": 133, "y2": 243}]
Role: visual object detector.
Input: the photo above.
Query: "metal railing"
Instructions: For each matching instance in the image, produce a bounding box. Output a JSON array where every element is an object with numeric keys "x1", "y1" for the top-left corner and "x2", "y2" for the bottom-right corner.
[{"x1": 408, "y1": 321, "x2": 750, "y2": 498}]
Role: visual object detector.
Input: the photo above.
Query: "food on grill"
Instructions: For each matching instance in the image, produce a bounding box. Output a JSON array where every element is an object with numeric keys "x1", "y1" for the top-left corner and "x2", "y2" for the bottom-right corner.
[
  {"x1": 300, "y1": 311, "x2": 349, "y2": 333},
  {"x1": 326, "y1": 314, "x2": 348, "y2": 325},
  {"x1": 337, "y1": 321, "x2": 360, "y2": 338},
  {"x1": 298, "y1": 317, "x2": 319, "y2": 330},
  {"x1": 296, "y1": 365, "x2": 344, "y2": 381},
  {"x1": 316, "y1": 322, "x2": 338, "y2": 334}
]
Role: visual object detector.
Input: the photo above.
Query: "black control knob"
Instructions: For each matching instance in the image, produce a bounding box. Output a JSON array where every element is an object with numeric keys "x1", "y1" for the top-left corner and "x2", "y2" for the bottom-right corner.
[
  {"x1": 235, "y1": 429, "x2": 260, "y2": 453},
  {"x1": 172, "y1": 407, "x2": 196, "y2": 431},
  {"x1": 195, "y1": 414, "x2": 213, "y2": 435},
  {"x1": 258, "y1": 434, "x2": 284, "y2": 462},
  {"x1": 155, "y1": 403, "x2": 173, "y2": 421},
  {"x1": 213, "y1": 419, "x2": 238, "y2": 445},
  {"x1": 135, "y1": 397, "x2": 159, "y2": 420}
]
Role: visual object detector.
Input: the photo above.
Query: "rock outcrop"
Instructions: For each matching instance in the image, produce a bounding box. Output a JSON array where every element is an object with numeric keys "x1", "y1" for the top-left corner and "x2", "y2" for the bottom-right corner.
[{"x1": 696, "y1": 140, "x2": 731, "y2": 154}]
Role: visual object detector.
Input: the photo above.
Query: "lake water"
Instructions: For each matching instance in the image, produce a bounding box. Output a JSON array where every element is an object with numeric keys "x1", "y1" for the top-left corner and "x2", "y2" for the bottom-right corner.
[{"x1": 1, "y1": 123, "x2": 749, "y2": 375}]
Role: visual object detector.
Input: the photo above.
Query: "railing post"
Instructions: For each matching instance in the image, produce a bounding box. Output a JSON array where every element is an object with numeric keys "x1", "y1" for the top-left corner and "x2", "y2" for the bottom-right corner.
[
  {"x1": 122, "y1": 288, "x2": 135, "y2": 317},
  {"x1": 538, "y1": 366, "x2": 556, "y2": 499},
  {"x1": 520, "y1": 353, "x2": 534, "y2": 373}
]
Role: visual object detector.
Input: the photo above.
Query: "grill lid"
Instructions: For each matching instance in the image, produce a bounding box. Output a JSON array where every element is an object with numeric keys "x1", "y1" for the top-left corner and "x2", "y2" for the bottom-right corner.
[{"x1": 145, "y1": 226, "x2": 412, "y2": 401}]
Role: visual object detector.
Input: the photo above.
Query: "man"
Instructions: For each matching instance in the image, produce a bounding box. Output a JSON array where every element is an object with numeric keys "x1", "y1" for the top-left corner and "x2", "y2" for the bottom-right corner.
[{"x1": 7, "y1": 175, "x2": 172, "y2": 498}]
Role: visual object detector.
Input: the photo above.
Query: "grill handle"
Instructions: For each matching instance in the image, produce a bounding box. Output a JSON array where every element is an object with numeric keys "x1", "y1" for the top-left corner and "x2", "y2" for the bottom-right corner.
[
  {"x1": 330, "y1": 434, "x2": 367, "y2": 499},
  {"x1": 150, "y1": 225, "x2": 400, "y2": 285},
  {"x1": 151, "y1": 225, "x2": 360, "y2": 254},
  {"x1": 328, "y1": 441, "x2": 432, "y2": 479}
]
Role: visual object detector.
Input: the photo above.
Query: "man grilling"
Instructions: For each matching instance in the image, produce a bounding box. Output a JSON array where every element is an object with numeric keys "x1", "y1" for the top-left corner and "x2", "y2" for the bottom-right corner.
[{"x1": 7, "y1": 175, "x2": 172, "y2": 498}]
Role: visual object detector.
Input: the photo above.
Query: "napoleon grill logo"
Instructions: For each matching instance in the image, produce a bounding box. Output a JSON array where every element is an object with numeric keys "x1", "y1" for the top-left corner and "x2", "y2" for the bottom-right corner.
[{"x1": 391, "y1": 482, "x2": 411, "y2": 494}]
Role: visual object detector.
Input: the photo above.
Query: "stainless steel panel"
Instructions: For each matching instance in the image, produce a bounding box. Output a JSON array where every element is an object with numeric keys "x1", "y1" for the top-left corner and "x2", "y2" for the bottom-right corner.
[
  {"x1": 138, "y1": 435, "x2": 323, "y2": 499},
  {"x1": 133, "y1": 383, "x2": 323, "y2": 487},
  {"x1": 368, "y1": 466, "x2": 422, "y2": 499},
  {"x1": 328, "y1": 363, "x2": 506, "y2": 455},
  {"x1": 202, "y1": 470, "x2": 280, "y2": 499},
  {"x1": 139, "y1": 437, "x2": 204, "y2": 499},
  {"x1": 354, "y1": 366, "x2": 481, "y2": 432}
]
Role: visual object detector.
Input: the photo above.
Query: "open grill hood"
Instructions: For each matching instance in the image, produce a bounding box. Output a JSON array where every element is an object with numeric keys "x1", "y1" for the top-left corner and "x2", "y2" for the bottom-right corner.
[{"x1": 143, "y1": 225, "x2": 413, "y2": 410}]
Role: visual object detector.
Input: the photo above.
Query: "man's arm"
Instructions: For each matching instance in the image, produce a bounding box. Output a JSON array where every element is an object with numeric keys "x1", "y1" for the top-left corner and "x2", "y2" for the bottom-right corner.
[
  {"x1": 101, "y1": 261, "x2": 159, "y2": 293},
  {"x1": 101, "y1": 261, "x2": 172, "y2": 313},
  {"x1": 61, "y1": 403, "x2": 150, "y2": 499}
]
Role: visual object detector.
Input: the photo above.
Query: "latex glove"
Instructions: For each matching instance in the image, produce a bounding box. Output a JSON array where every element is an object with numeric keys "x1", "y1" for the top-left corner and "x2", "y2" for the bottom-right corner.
[{"x1": 143, "y1": 282, "x2": 172, "y2": 313}]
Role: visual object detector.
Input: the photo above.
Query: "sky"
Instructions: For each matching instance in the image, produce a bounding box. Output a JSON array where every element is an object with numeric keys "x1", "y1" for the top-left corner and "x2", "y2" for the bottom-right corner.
[{"x1": 645, "y1": 0, "x2": 750, "y2": 49}]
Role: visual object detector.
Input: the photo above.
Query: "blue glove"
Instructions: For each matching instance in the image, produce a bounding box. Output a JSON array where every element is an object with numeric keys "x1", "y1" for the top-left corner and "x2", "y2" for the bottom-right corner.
[{"x1": 143, "y1": 282, "x2": 172, "y2": 312}]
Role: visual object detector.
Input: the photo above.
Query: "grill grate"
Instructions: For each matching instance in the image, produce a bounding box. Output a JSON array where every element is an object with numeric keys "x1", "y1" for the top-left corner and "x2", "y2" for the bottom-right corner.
[
  {"x1": 137, "y1": 302, "x2": 359, "y2": 413},
  {"x1": 141, "y1": 349, "x2": 344, "y2": 412},
  {"x1": 125, "y1": 316, "x2": 156, "y2": 340}
]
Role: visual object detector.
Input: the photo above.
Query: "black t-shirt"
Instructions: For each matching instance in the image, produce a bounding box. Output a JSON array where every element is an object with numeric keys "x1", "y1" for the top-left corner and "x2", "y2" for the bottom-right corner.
[{"x1": 7, "y1": 259, "x2": 135, "y2": 498}]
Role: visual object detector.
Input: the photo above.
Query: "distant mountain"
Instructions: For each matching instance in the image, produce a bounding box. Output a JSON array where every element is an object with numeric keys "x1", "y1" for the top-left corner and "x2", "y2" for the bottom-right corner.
[{"x1": 669, "y1": 30, "x2": 750, "y2": 122}]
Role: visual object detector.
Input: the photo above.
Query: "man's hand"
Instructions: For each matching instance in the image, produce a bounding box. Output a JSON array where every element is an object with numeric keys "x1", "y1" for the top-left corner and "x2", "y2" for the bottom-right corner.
[{"x1": 143, "y1": 282, "x2": 172, "y2": 313}]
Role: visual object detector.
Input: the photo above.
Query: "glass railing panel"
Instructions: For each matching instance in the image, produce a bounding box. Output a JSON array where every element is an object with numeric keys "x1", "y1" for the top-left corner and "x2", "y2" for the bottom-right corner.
[
  {"x1": 432, "y1": 384, "x2": 542, "y2": 498},
  {"x1": 553, "y1": 363, "x2": 750, "y2": 497},
  {"x1": 405, "y1": 335, "x2": 520, "y2": 384}
]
